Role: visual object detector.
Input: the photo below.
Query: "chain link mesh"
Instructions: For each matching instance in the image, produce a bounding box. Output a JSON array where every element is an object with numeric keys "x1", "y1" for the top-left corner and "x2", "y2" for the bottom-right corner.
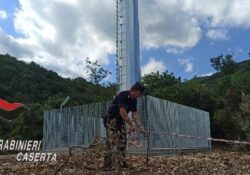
[{"x1": 43, "y1": 96, "x2": 211, "y2": 153}]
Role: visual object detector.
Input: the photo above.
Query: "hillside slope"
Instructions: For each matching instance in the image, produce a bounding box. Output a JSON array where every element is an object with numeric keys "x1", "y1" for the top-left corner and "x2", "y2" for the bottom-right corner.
[
  {"x1": 1, "y1": 54, "x2": 250, "y2": 142},
  {"x1": 0, "y1": 54, "x2": 115, "y2": 140},
  {"x1": 142, "y1": 57, "x2": 250, "y2": 141},
  {"x1": 0, "y1": 54, "x2": 115, "y2": 107}
]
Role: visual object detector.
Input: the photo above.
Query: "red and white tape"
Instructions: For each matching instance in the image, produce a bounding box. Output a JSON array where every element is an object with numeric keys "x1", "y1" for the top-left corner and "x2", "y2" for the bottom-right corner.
[{"x1": 146, "y1": 130, "x2": 250, "y2": 145}]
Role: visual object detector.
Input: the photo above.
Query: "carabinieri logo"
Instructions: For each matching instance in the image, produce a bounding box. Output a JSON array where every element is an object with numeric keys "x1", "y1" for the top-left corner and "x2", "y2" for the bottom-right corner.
[{"x1": 0, "y1": 140, "x2": 57, "y2": 162}]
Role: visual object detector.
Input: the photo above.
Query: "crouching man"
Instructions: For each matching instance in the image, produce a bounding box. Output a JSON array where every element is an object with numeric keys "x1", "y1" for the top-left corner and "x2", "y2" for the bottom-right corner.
[{"x1": 103, "y1": 82, "x2": 145, "y2": 171}]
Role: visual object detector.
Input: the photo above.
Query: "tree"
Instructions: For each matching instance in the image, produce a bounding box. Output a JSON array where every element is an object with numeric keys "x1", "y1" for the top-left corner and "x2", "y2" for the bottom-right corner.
[
  {"x1": 85, "y1": 57, "x2": 111, "y2": 85},
  {"x1": 210, "y1": 55, "x2": 224, "y2": 72},
  {"x1": 238, "y1": 92, "x2": 250, "y2": 142},
  {"x1": 142, "y1": 70, "x2": 181, "y2": 95},
  {"x1": 222, "y1": 55, "x2": 236, "y2": 74},
  {"x1": 210, "y1": 54, "x2": 236, "y2": 74}
]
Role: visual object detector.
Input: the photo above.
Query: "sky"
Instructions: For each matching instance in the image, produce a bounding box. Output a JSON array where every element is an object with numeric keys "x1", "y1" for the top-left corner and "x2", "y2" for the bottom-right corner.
[{"x1": 0, "y1": 0, "x2": 250, "y2": 82}]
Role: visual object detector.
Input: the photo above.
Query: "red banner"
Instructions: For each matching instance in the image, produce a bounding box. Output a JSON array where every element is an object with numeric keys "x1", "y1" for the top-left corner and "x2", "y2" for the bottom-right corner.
[{"x1": 0, "y1": 99, "x2": 24, "y2": 111}]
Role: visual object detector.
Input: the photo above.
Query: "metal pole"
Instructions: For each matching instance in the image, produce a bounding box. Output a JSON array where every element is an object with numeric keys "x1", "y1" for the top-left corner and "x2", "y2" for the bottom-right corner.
[
  {"x1": 60, "y1": 96, "x2": 70, "y2": 111},
  {"x1": 195, "y1": 115, "x2": 198, "y2": 152},
  {"x1": 60, "y1": 96, "x2": 70, "y2": 148},
  {"x1": 146, "y1": 125, "x2": 150, "y2": 165}
]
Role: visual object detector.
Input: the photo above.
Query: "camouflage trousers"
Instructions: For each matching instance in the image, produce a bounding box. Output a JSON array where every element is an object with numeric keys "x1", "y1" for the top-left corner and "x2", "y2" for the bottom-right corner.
[{"x1": 104, "y1": 118, "x2": 127, "y2": 166}]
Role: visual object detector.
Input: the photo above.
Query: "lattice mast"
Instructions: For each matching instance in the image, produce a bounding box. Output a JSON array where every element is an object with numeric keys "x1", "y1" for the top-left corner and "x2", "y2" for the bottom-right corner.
[{"x1": 116, "y1": 0, "x2": 141, "y2": 92}]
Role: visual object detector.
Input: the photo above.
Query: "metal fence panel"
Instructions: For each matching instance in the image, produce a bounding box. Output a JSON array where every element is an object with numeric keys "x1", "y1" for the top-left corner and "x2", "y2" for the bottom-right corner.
[
  {"x1": 43, "y1": 96, "x2": 211, "y2": 153},
  {"x1": 146, "y1": 96, "x2": 211, "y2": 153},
  {"x1": 43, "y1": 101, "x2": 110, "y2": 150}
]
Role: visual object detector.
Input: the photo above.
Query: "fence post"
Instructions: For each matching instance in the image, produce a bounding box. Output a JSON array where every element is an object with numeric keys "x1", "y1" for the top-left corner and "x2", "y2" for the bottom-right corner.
[
  {"x1": 195, "y1": 114, "x2": 198, "y2": 152},
  {"x1": 146, "y1": 125, "x2": 150, "y2": 164},
  {"x1": 146, "y1": 96, "x2": 150, "y2": 164}
]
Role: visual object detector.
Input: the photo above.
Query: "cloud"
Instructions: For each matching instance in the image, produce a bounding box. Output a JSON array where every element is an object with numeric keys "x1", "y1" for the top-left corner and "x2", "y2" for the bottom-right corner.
[
  {"x1": 0, "y1": 0, "x2": 115, "y2": 78},
  {"x1": 0, "y1": 28, "x2": 32, "y2": 58},
  {"x1": 166, "y1": 46, "x2": 185, "y2": 54},
  {"x1": 200, "y1": 71, "x2": 214, "y2": 77},
  {"x1": 1, "y1": 0, "x2": 250, "y2": 77},
  {"x1": 206, "y1": 29, "x2": 228, "y2": 40},
  {"x1": 0, "y1": 10, "x2": 7, "y2": 20},
  {"x1": 178, "y1": 59, "x2": 194, "y2": 73},
  {"x1": 139, "y1": 0, "x2": 202, "y2": 49},
  {"x1": 139, "y1": 0, "x2": 250, "y2": 50},
  {"x1": 183, "y1": 0, "x2": 250, "y2": 28},
  {"x1": 141, "y1": 58, "x2": 166, "y2": 75}
]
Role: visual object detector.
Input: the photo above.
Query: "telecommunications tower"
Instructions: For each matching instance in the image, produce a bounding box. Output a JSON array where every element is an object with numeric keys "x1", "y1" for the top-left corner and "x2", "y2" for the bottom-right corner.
[{"x1": 116, "y1": 0, "x2": 141, "y2": 92}]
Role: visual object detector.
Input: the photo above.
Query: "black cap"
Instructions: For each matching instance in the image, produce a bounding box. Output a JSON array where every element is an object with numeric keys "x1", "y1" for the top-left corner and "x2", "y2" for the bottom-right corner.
[{"x1": 130, "y1": 82, "x2": 145, "y2": 93}]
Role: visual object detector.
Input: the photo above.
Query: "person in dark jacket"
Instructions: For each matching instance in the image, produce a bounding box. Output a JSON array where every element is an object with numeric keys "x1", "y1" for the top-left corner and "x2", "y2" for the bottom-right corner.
[{"x1": 103, "y1": 82, "x2": 145, "y2": 170}]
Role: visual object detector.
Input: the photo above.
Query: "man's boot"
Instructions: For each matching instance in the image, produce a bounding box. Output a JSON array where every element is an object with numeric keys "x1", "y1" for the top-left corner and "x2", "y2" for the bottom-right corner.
[
  {"x1": 103, "y1": 155, "x2": 112, "y2": 171},
  {"x1": 118, "y1": 161, "x2": 128, "y2": 169}
]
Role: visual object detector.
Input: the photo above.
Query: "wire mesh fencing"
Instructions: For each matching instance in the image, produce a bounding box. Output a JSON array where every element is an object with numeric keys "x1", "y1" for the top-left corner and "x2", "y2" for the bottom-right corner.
[
  {"x1": 43, "y1": 95, "x2": 211, "y2": 154},
  {"x1": 146, "y1": 96, "x2": 211, "y2": 155}
]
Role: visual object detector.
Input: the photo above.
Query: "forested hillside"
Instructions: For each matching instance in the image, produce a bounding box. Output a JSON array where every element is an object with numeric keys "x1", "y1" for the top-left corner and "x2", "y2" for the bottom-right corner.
[
  {"x1": 0, "y1": 54, "x2": 115, "y2": 140},
  {"x1": 0, "y1": 53, "x2": 250, "y2": 145},
  {"x1": 143, "y1": 54, "x2": 250, "y2": 143}
]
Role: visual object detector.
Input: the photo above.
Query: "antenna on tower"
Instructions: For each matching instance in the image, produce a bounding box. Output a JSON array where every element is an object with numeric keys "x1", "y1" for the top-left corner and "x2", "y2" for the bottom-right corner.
[
  {"x1": 116, "y1": 0, "x2": 119, "y2": 93},
  {"x1": 116, "y1": 0, "x2": 141, "y2": 93}
]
